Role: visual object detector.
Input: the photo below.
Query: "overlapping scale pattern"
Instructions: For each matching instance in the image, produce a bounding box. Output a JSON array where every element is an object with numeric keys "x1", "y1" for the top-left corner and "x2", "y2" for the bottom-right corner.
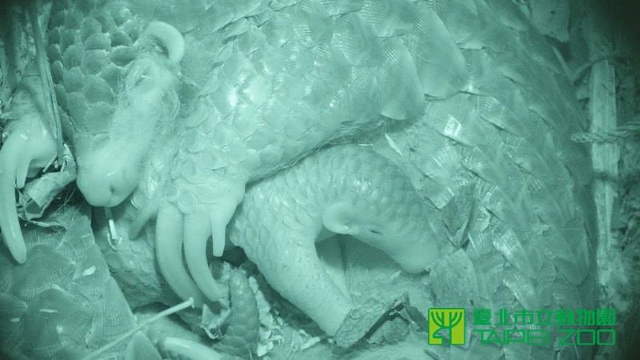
[
  {"x1": 47, "y1": 0, "x2": 142, "y2": 135},
  {"x1": 171, "y1": 0, "x2": 469, "y2": 211}
]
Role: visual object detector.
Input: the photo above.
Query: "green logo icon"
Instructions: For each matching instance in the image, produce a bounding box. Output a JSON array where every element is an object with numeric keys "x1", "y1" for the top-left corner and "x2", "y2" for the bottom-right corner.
[{"x1": 428, "y1": 308, "x2": 466, "y2": 345}]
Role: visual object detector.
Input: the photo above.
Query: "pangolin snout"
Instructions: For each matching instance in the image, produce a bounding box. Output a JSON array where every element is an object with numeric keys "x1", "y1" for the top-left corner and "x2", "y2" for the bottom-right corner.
[{"x1": 76, "y1": 146, "x2": 141, "y2": 207}]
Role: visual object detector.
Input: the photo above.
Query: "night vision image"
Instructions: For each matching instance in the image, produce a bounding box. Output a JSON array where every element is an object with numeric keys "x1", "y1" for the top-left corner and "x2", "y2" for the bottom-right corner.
[{"x1": 0, "y1": 0, "x2": 638, "y2": 359}]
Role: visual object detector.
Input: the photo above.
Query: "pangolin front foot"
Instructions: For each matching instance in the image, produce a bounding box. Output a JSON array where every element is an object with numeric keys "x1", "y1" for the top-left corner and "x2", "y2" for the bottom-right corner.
[
  {"x1": 0, "y1": 72, "x2": 56, "y2": 263},
  {"x1": 154, "y1": 176, "x2": 246, "y2": 305}
]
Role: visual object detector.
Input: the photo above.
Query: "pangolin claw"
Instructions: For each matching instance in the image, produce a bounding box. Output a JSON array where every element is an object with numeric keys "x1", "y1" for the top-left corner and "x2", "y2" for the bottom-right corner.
[
  {"x1": 155, "y1": 203, "x2": 207, "y2": 306},
  {"x1": 0, "y1": 73, "x2": 56, "y2": 263}
]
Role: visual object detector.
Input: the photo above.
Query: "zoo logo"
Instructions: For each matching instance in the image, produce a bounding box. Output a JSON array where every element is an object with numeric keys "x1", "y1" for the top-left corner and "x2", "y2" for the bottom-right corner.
[
  {"x1": 426, "y1": 307, "x2": 617, "y2": 347},
  {"x1": 427, "y1": 308, "x2": 466, "y2": 345}
]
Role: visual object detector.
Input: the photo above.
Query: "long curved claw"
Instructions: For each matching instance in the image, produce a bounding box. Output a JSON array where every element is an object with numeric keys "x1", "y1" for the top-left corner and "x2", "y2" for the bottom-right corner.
[
  {"x1": 183, "y1": 211, "x2": 227, "y2": 303},
  {"x1": 0, "y1": 135, "x2": 27, "y2": 263},
  {"x1": 0, "y1": 117, "x2": 55, "y2": 263},
  {"x1": 155, "y1": 203, "x2": 206, "y2": 306},
  {"x1": 181, "y1": 184, "x2": 244, "y2": 303},
  {"x1": 210, "y1": 200, "x2": 239, "y2": 257}
]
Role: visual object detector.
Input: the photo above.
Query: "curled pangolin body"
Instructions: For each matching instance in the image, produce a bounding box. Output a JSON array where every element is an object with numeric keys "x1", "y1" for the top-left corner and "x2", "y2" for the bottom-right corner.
[
  {"x1": 228, "y1": 145, "x2": 443, "y2": 335},
  {"x1": 167, "y1": 0, "x2": 437, "y2": 210},
  {"x1": 232, "y1": 145, "x2": 435, "y2": 237}
]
